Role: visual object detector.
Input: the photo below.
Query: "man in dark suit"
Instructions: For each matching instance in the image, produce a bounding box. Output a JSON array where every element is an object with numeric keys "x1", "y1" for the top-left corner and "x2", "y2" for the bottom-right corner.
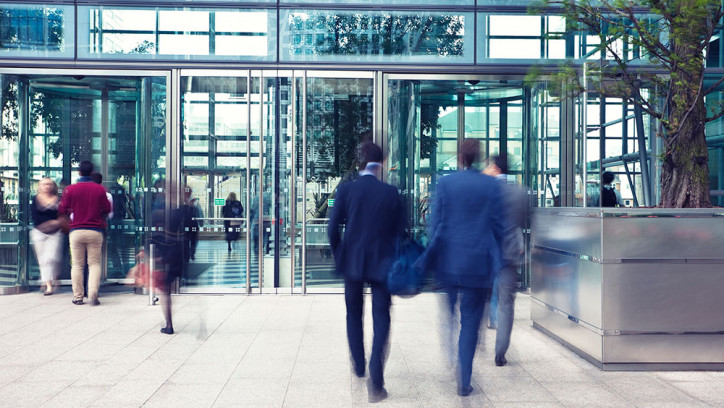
[
  {"x1": 484, "y1": 155, "x2": 529, "y2": 367},
  {"x1": 417, "y1": 139, "x2": 507, "y2": 396},
  {"x1": 328, "y1": 142, "x2": 404, "y2": 403}
]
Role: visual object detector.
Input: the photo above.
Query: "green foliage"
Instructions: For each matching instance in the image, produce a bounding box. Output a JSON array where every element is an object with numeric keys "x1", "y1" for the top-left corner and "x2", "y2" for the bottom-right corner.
[
  {"x1": 531, "y1": 0, "x2": 724, "y2": 131},
  {"x1": 419, "y1": 104, "x2": 440, "y2": 160}
]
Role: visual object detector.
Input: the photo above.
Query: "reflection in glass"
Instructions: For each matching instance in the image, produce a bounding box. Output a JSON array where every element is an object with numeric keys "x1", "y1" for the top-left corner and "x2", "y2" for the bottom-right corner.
[
  {"x1": 0, "y1": 4, "x2": 73, "y2": 58},
  {"x1": 387, "y1": 79, "x2": 526, "y2": 244},
  {"x1": 79, "y1": 6, "x2": 275, "y2": 61},
  {"x1": 281, "y1": 10, "x2": 472, "y2": 63},
  {"x1": 296, "y1": 77, "x2": 374, "y2": 288},
  {"x1": 180, "y1": 75, "x2": 250, "y2": 290},
  {"x1": 0, "y1": 74, "x2": 166, "y2": 284}
]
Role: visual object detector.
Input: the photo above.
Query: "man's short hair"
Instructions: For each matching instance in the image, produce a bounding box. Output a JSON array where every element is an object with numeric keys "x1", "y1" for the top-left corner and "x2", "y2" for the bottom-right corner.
[
  {"x1": 90, "y1": 172, "x2": 103, "y2": 184},
  {"x1": 357, "y1": 141, "x2": 383, "y2": 169},
  {"x1": 491, "y1": 155, "x2": 508, "y2": 174},
  {"x1": 602, "y1": 171, "x2": 615, "y2": 185},
  {"x1": 459, "y1": 139, "x2": 480, "y2": 168},
  {"x1": 79, "y1": 161, "x2": 94, "y2": 177}
]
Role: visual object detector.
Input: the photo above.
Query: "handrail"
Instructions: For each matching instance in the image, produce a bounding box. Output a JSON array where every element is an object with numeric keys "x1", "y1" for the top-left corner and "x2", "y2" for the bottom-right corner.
[{"x1": 193, "y1": 217, "x2": 247, "y2": 221}]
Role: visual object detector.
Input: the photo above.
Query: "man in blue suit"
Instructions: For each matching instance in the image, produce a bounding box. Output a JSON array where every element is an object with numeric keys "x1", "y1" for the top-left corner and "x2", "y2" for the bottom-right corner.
[
  {"x1": 417, "y1": 139, "x2": 507, "y2": 396},
  {"x1": 328, "y1": 142, "x2": 405, "y2": 403}
]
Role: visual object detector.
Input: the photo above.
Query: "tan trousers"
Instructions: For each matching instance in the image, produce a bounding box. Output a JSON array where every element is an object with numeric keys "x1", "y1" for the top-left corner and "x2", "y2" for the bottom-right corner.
[{"x1": 69, "y1": 229, "x2": 104, "y2": 301}]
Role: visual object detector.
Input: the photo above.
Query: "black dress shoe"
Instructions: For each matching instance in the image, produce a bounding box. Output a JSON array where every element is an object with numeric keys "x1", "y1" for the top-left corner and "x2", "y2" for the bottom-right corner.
[
  {"x1": 458, "y1": 385, "x2": 474, "y2": 396},
  {"x1": 160, "y1": 327, "x2": 174, "y2": 335},
  {"x1": 495, "y1": 356, "x2": 507, "y2": 367},
  {"x1": 367, "y1": 378, "x2": 388, "y2": 403}
]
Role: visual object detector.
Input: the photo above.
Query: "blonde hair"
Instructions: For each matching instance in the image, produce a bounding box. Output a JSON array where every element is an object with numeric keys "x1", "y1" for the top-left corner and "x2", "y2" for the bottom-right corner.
[{"x1": 39, "y1": 177, "x2": 58, "y2": 193}]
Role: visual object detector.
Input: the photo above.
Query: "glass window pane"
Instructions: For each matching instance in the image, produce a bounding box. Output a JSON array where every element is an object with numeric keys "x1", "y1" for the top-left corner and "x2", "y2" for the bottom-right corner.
[
  {"x1": 282, "y1": 0, "x2": 472, "y2": 3},
  {"x1": 158, "y1": 10, "x2": 209, "y2": 31},
  {"x1": 79, "y1": 6, "x2": 276, "y2": 61},
  {"x1": 0, "y1": 4, "x2": 73, "y2": 58},
  {"x1": 280, "y1": 10, "x2": 473, "y2": 63},
  {"x1": 489, "y1": 39, "x2": 541, "y2": 59},
  {"x1": 489, "y1": 15, "x2": 541, "y2": 36}
]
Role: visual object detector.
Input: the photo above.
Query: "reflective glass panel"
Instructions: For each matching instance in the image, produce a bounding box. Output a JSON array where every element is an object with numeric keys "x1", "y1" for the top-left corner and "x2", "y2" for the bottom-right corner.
[
  {"x1": 0, "y1": 4, "x2": 73, "y2": 58},
  {"x1": 179, "y1": 74, "x2": 252, "y2": 291},
  {"x1": 1, "y1": 74, "x2": 167, "y2": 286},
  {"x1": 706, "y1": 74, "x2": 724, "y2": 206},
  {"x1": 479, "y1": 14, "x2": 570, "y2": 61},
  {"x1": 281, "y1": 10, "x2": 473, "y2": 63},
  {"x1": 282, "y1": 0, "x2": 472, "y2": 4},
  {"x1": 296, "y1": 76, "x2": 374, "y2": 288},
  {"x1": 78, "y1": 6, "x2": 276, "y2": 61}
]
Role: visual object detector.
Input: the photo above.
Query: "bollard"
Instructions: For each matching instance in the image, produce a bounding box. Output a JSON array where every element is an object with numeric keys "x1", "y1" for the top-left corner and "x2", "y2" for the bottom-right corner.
[{"x1": 148, "y1": 244, "x2": 156, "y2": 306}]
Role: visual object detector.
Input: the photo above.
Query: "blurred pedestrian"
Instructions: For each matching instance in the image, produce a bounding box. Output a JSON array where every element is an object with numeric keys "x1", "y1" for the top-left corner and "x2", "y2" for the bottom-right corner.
[
  {"x1": 484, "y1": 155, "x2": 529, "y2": 367},
  {"x1": 151, "y1": 195, "x2": 185, "y2": 335},
  {"x1": 328, "y1": 142, "x2": 405, "y2": 403},
  {"x1": 30, "y1": 177, "x2": 63, "y2": 295},
  {"x1": 222, "y1": 192, "x2": 243, "y2": 252},
  {"x1": 415, "y1": 139, "x2": 506, "y2": 396},
  {"x1": 58, "y1": 161, "x2": 111, "y2": 306}
]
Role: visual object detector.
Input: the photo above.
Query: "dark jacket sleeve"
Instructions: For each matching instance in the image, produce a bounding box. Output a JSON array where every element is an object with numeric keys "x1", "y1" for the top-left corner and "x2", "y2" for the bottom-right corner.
[{"x1": 328, "y1": 184, "x2": 347, "y2": 256}]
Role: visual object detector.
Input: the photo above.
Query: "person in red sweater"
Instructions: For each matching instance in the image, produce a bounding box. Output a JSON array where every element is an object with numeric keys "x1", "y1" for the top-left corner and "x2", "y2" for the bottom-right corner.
[{"x1": 58, "y1": 161, "x2": 111, "y2": 305}]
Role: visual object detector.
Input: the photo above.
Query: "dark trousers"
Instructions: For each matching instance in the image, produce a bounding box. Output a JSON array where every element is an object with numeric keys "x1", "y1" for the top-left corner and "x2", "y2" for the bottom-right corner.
[
  {"x1": 345, "y1": 279, "x2": 391, "y2": 388},
  {"x1": 445, "y1": 286, "x2": 490, "y2": 389},
  {"x1": 495, "y1": 265, "x2": 518, "y2": 360},
  {"x1": 184, "y1": 232, "x2": 197, "y2": 262}
]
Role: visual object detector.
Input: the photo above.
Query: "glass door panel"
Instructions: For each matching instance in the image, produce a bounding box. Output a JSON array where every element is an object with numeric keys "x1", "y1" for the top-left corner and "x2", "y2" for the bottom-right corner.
[
  {"x1": 297, "y1": 74, "x2": 374, "y2": 291},
  {"x1": 180, "y1": 73, "x2": 250, "y2": 292},
  {"x1": 259, "y1": 72, "x2": 293, "y2": 291}
]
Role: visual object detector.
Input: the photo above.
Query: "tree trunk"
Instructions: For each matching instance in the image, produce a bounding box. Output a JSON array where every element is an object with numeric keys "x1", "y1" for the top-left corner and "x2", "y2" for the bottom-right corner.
[{"x1": 659, "y1": 68, "x2": 712, "y2": 208}]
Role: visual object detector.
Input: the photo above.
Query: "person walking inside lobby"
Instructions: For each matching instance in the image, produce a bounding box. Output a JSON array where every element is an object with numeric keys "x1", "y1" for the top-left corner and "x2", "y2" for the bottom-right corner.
[
  {"x1": 328, "y1": 141, "x2": 404, "y2": 403},
  {"x1": 416, "y1": 139, "x2": 506, "y2": 396},
  {"x1": 58, "y1": 161, "x2": 111, "y2": 306},
  {"x1": 30, "y1": 177, "x2": 63, "y2": 296},
  {"x1": 222, "y1": 192, "x2": 243, "y2": 252}
]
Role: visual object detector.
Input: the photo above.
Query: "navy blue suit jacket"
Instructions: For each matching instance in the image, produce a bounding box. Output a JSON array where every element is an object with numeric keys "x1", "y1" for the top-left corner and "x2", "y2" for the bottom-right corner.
[
  {"x1": 417, "y1": 168, "x2": 507, "y2": 289},
  {"x1": 328, "y1": 175, "x2": 405, "y2": 284}
]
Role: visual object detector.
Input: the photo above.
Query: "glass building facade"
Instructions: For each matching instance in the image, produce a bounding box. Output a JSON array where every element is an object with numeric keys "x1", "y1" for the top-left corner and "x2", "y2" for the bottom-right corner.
[{"x1": 0, "y1": 1, "x2": 722, "y2": 294}]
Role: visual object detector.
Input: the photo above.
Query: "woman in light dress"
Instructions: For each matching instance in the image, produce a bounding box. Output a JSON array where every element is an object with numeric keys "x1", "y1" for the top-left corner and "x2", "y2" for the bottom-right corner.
[{"x1": 30, "y1": 177, "x2": 63, "y2": 295}]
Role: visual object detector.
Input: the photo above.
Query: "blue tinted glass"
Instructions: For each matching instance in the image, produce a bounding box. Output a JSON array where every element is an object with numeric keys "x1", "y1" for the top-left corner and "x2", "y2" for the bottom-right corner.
[
  {"x1": 78, "y1": 6, "x2": 276, "y2": 61},
  {"x1": 280, "y1": 10, "x2": 473, "y2": 63},
  {"x1": 0, "y1": 4, "x2": 73, "y2": 58},
  {"x1": 282, "y1": 0, "x2": 472, "y2": 4},
  {"x1": 478, "y1": 13, "x2": 572, "y2": 62}
]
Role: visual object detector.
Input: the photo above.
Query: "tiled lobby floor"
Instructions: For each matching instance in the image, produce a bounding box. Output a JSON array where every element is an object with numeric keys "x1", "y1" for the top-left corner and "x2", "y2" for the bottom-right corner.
[{"x1": 0, "y1": 290, "x2": 722, "y2": 407}]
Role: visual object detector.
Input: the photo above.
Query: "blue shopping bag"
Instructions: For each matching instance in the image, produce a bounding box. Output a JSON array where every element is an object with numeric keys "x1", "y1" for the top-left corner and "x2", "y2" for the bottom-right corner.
[{"x1": 387, "y1": 238, "x2": 425, "y2": 296}]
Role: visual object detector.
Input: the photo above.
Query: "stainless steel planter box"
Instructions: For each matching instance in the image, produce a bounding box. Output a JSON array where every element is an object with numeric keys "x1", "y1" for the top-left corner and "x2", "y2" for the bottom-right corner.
[{"x1": 531, "y1": 208, "x2": 724, "y2": 370}]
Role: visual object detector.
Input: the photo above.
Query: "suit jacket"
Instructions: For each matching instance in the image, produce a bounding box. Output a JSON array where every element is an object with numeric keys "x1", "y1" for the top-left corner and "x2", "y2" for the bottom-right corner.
[
  {"x1": 417, "y1": 168, "x2": 506, "y2": 289},
  {"x1": 497, "y1": 176, "x2": 529, "y2": 265},
  {"x1": 328, "y1": 174, "x2": 405, "y2": 284}
]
